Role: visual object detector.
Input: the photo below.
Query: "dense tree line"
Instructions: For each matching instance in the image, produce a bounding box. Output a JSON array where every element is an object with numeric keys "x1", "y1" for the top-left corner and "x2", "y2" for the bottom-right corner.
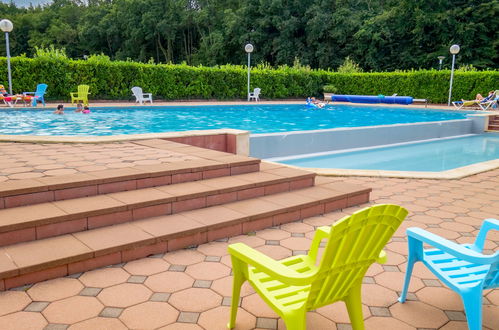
[{"x1": 0, "y1": 0, "x2": 497, "y2": 71}]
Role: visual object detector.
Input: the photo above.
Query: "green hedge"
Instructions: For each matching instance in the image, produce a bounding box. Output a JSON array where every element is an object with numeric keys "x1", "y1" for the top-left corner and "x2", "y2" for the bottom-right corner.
[{"x1": 0, "y1": 56, "x2": 497, "y2": 103}]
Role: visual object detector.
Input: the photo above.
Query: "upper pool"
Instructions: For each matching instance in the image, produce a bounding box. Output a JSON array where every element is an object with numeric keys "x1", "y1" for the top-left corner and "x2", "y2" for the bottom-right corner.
[{"x1": 0, "y1": 104, "x2": 471, "y2": 136}]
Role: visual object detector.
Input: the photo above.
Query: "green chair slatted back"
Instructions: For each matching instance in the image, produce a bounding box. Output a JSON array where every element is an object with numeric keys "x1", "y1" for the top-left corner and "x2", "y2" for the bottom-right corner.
[{"x1": 307, "y1": 204, "x2": 408, "y2": 309}]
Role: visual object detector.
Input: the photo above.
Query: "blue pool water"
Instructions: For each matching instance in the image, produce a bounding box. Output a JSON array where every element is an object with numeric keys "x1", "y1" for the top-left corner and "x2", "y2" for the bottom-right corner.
[
  {"x1": 278, "y1": 134, "x2": 499, "y2": 172},
  {"x1": 0, "y1": 104, "x2": 470, "y2": 136}
]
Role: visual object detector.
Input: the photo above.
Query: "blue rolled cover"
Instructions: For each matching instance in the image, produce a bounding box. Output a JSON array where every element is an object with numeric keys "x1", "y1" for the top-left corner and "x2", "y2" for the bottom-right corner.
[{"x1": 331, "y1": 95, "x2": 413, "y2": 105}]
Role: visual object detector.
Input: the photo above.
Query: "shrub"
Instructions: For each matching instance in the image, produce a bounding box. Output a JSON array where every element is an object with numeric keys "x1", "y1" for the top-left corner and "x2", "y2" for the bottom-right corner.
[
  {"x1": 323, "y1": 85, "x2": 338, "y2": 93},
  {"x1": 0, "y1": 56, "x2": 497, "y2": 103}
]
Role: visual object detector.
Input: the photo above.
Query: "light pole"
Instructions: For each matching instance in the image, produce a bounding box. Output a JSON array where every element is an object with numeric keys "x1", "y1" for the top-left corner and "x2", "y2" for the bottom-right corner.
[
  {"x1": 0, "y1": 19, "x2": 13, "y2": 95},
  {"x1": 437, "y1": 56, "x2": 445, "y2": 70},
  {"x1": 245, "y1": 43, "x2": 253, "y2": 101},
  {"x1": 447, "y1": 44, "x2": 460, "y2": 106}
]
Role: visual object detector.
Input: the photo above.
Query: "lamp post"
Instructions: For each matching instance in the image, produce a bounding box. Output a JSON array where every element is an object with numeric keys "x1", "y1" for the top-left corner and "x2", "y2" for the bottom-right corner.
[
  {"x1": 447, "y1": 44, "x2": 460, "y2": 106},
  {"x1": 437, "y1": 56, "x2": 445, "y2": 70},
  {"x1": 0, "y1": 19, "x2": 13, "y2": 95},
  {"x1": 245, "y1": 43, "x2": 253, "y2": 101}
]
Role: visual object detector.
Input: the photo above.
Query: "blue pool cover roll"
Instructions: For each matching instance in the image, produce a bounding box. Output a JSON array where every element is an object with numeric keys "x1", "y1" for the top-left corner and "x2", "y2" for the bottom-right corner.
[{"x1": 331, "y1": 95, "x2": 413, "y2": 105}]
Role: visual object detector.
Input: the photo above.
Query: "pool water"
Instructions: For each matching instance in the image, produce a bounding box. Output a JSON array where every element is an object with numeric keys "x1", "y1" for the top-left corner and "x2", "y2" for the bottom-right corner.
[
  {"x1": 278, "y1": 134, "x2": 499, "y2": 172},
  {"x1": 0, "y1": 104, "x2": 470, "y2": 136}
]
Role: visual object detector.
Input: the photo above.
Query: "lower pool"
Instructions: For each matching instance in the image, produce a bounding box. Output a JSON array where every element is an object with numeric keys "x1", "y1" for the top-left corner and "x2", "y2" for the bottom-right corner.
[
  {"x1": 276, "y1": 134, "x2": 499, "y2": 172},
  {"x1": 0, "y1": 104, "x2": 471, "y2": 136}
]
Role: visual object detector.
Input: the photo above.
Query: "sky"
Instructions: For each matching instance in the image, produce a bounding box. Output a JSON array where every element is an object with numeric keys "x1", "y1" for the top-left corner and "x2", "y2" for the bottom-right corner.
[{"x1": 1, "y1": 0, "x2": 52, "y2": 7}]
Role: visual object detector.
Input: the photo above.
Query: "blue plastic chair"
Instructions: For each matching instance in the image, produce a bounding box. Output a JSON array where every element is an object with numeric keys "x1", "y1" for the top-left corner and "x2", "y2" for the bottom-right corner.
[
  {"x1": 399, "y1": 219, "x2": 498, "y2": 330},
  {"x1": 23, "y1": 83, "x2": 48, "y2": 107}
]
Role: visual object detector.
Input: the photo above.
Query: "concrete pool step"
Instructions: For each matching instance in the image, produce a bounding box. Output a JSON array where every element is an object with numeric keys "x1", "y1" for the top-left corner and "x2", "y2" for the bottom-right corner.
[
  {"x1": 0, "y1": 154, "x2": 260, "y2": 209},
  {"x1": 0, "y1": 181, "x2": 371, "y2": 290},
  {"x1": 0, "y1": 167, "x2": 315, "y2": 246}
]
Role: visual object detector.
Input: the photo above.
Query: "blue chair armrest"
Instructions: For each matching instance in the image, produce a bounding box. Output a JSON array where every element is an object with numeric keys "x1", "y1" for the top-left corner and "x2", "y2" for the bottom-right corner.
[
  {"x1": 407, "y1": 227, "x2": 498, "y2": 265},
  {"x1": 23, "y1": 92, "x2": 35, "y2": 95},
  {"x1": 473, "y1": 219, "x2": 499, "y2": 252}
]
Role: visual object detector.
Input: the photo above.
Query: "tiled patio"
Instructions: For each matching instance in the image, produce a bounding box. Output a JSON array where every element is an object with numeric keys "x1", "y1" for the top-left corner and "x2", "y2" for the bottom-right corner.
[
  {"x1": 0, "y1": 168, "x2": 497, "y2": 329},
  {"x1": 0, "y1": 142, "x2": 201, "y2": 182}
]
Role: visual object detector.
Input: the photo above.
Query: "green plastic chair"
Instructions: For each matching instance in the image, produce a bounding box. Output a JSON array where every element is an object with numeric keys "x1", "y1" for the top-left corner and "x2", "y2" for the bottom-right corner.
[
  {"x1": 70, "y1": 84, "x2": 90, "y2": 105},
  {"x1": 228, "y1": 204, "x2": 408, "y2": 330}
]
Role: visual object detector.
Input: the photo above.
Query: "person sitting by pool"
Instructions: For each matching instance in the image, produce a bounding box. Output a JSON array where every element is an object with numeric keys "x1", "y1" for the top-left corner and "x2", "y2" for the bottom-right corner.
[
  {"x1": 465, "y1": 91, "x2": 494, "y2": 103},
  {"x1": 53, "y1": 104, "x2": 64, "y2": 115},
  {"x1": 74, "y1": 103, "x2": 83, "y2": 112},
  {"x1": 82, "y1": 106, "x2": 91, "y2": 114},
  {"x1": 0, "y1": 85, "x2": 8, "y2": 96}
]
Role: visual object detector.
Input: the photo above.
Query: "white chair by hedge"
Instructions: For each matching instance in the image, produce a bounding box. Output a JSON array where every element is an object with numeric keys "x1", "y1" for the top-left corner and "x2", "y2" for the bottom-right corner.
[
  {"x1": 248, "y1": 88, "x2": 261, "y2": 101},
  {"x1": 131, "y1": 86, "x2": 153, "y2": 105}
]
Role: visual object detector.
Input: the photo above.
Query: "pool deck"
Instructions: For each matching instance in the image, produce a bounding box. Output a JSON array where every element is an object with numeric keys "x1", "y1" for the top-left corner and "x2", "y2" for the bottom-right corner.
[
  {"x1": 0, "y1": 99, "x2": 472, "y2": 110},
  {"x1": 0, "y1": 137, "x2": 497, "y2": 329}
]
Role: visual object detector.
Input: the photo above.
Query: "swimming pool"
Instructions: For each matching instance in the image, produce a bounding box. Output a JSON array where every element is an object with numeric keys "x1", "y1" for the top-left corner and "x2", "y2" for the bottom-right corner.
[
  {"x1": 0, "y1": 104, "x2": 471, "y2": 136},
  {"x1": 276, "y1": 134, "x2": 499, "y2": 172}
]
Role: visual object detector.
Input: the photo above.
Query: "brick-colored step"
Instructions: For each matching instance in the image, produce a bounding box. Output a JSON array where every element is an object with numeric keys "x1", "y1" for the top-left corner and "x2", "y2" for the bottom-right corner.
[
  {"x1": 0, "y1": 181, "x2": 371, "y2": 290},
  {"x1": 0, "y1": 157, "x2": 260, "y2": 209},
  {"x1": 0, "y1": 168, "x2": 315, "y2": 246}
]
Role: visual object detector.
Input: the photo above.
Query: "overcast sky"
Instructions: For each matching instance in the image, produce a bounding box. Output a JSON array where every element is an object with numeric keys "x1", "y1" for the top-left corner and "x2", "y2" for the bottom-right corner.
[{"x1": 1, "y1": 0, "x2": 52, "y2": 7}]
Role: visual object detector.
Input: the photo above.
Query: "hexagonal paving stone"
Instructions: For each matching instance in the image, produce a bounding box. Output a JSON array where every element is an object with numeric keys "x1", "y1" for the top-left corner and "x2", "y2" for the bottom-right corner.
[
  {"x1": 389, "y1": 300, "x2": 448, "y2": 328},
  {"x1": 416, "y1": 287, "x2": 463, "y2": 310},
  {"x1": 144, "y1": 271, "x2": 194, "y2": 293},
  {"x1": 279, "y1": 237, "x2": 311, "y2": 251},
  {"x1": 211, "y1": 276, "x2": 254, "y2": 297},
  {"x1": 255, "y1": 228, "x2": 291, "y2": 241},
  {"x1": 98, "y1": 283, "x2": 152, "y2": 308},
  {"x1": 196, "y1": 241, "x2": 230, "y2": 257},
  {"x1": 28, "y1": 277, "x2": 84, "y2": 302},
  {"x1": 0, "y1": 291, "x2": 31, "y2": 317},
  {"x1": 185, "y1": 262, "x2": 230, "y2": 281},
  {"x1": 68, "y1": 317, "x2": 128, "y2": 330},
  {"x1": 483, "y1": 305, "x2": 499, "y2": 329},
  {"x1": 43, "y1": 296, "x2": 104, "y2": 324},
  {"x1": 361, "y1": 284, "x2": 399, "y2": 307},
  {"x1": 439, "y1": 320, "x2": 469, "y2": 330},
  {"x1": 198, "y1": 306, "x2": 256, "y2": 330},
  {"x1": 169, "y1": 288, "x2": 222, "y2": 312},
  {"x1": 316, "y1": 302, "x2": 370, "y2": 323},
  {"x1": 123, "y1": 258, "x2": 170, "y2": 276},
  {"x1": 119, "y1": 301, "x2": 178, "y2": 329},
  {"x1": 375, "y1": 271, "x2": 424, "y2": 292},
  {"x1": 158, "y1": 323, "x2": 203, "y2": 330},
  {"x1": 254, "y1": 245, "x2": 292, "y2": 260},
  {"x1": 163, "y1": 249, "x2": 205, "y2": 265},
  {"x1": 0, "y1": 311, "x2": 47, "y2": 329},
  {"x1": 364, "y1": 316, "x2": 414, "y2": 330},
  {"x1": 279, "y1": 222, "x2": 314, "y2": 234},
  {"x1": 241, "y1": 293, "x2": 278, "y2": 318},
  {"x1": 228, "y1": 235, "x2": 265, "y2": 248},
  {"x1": 79, "y1": 267, "x2": 130, "y2": 288}
]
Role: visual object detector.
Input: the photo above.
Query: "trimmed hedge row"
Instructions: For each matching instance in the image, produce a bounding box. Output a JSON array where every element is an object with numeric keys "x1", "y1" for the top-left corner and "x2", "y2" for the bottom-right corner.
[{"x1": 0, "y1": 57, "x2": 497, "y2": 103}]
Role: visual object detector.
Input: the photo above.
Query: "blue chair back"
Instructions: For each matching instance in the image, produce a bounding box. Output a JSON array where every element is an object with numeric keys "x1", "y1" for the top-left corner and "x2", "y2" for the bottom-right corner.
[{"x1": 35, "y1": 84, "x2": 48, "y2": 97}]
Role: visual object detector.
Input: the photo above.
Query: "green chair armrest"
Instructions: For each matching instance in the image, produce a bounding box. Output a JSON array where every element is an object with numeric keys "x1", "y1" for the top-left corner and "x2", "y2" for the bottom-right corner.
[
  {"x1": 228, "y1": 243, "x2": 316, "y2": 286},
  {"x1": 308, "y1": 226, "x2": 330, "y2": 261}
]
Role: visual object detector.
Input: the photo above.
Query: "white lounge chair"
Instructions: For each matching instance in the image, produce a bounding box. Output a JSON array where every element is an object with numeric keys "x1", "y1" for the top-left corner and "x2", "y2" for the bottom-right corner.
[
  {"x1": 248, "y1": 88, "x2": 261, "y2": 101},
  {"x1": 131, "y1": 86, "x2": 153, "y2": 105}
]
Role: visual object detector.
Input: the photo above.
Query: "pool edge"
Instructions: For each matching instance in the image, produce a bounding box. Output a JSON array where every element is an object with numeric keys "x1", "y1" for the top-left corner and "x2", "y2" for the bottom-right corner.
[{"x1": 266, "y1": 159, "x2": 499, "y2": 180}]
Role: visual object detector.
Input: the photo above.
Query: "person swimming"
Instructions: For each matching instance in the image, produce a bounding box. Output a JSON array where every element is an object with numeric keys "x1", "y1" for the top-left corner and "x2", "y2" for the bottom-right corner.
[
  {"x1": 74, "y1": 103, "x2": 83, "y2": 112},
  {"x1": 82, "y1": 106, "x2": 91, "y2": 114},
  {"x1": 53, "y1": 104, "x2": 64, "y2": 115}
]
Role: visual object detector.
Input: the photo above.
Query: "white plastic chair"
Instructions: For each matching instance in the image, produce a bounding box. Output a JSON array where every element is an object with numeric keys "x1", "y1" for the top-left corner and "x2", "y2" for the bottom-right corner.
[
  {"x1": 248, "y1": 88, "x2": 261, "y2": 101},
  {"x1": 131, "y1": 86, "x2": 153, "y2": 105}
]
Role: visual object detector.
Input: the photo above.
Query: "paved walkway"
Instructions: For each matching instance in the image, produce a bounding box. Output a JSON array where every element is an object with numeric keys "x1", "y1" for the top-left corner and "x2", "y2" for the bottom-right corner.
[
  {"x1": 0, "y1": 169, "x2": 497, "y2": 330},
  {"x1": 0, "y1": 142, "x2": 200, "y2": 182}
]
